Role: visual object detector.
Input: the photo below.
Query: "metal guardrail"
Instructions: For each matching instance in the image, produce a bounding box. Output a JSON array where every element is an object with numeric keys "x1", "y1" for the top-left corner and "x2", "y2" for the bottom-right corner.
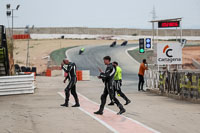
[
  {"x1": 0, "y1": 73, "x2": 35, "y2": 96},
  {"x1": 146, "y1": 69, "x2": 200, "y2": 99}
]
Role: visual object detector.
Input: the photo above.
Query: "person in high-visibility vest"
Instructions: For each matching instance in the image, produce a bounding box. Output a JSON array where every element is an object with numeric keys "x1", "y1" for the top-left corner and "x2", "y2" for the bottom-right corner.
[
  {"x1": 108, "y1": 61, "x2": 131, "y2": 106},
  {"x1": 79, "y1": 48, "x2": 85, "y2": 55}
]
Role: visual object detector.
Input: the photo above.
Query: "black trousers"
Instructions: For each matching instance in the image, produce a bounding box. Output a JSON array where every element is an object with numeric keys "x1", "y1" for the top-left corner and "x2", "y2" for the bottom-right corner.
[
  {"x1": 138, "y1": 74, "x2": 144, "y2": 91},
  {"x1": 65, "y1": 79, "x2": 79, "y2": 104},
  {"x1": 112, "y1": 80, "x2": 129, "y2": 102},
  {"x1": 99, "y1": 81, "x2": 123, "y2": 112}
]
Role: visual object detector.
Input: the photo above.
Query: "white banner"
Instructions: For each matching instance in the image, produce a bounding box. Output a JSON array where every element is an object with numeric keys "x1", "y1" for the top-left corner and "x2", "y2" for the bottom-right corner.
[{"x1": 157, "y1": 43, "x2": 182, "y2": 65}]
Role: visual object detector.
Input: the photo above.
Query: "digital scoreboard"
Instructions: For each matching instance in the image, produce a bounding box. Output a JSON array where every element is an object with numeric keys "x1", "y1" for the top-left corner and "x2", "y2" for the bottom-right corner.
[{"x1": 158, "y1": 21, "x2": 180, "y2": 28}]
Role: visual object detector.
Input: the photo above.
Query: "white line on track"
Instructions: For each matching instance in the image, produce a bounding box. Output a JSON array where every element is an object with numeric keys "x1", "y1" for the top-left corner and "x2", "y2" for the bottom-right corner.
[
  {"x1": 58, "y1": 92, "x2": 119, "y2": 133},
  {"x1": 58, "y1": 92, "x2": 160, "y2": 133},
  {"x1": 125, "y1": 46, "x2": 140, "y2": 65}
]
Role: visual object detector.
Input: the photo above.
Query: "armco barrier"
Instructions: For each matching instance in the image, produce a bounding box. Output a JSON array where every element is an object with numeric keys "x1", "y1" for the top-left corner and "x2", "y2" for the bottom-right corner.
[
  {"x1": 19, "y1": 72, "x2": 36, "y2": 79},
  {"x1": 0, "y1": 73, "x2": 35, "y2": 96}
]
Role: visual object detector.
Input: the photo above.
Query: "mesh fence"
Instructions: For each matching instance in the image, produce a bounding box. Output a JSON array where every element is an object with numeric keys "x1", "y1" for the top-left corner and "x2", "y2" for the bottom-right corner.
[{"x1": 146, "y1": 69, "x2": 200, "y2": 99}]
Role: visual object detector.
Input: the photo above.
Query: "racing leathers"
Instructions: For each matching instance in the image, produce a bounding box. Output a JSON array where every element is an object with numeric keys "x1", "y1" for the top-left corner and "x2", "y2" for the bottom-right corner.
[
  {"x1": 97, "y1": 63, "x2": 125, "y2": 114},
  {"x1": 62, "y1": 62, "x2": 79, "y2": 106}
]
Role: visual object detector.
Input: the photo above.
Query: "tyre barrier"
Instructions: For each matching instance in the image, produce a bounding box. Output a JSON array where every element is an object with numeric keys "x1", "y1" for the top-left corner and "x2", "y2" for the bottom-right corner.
[{"x1": 17, "y1": 66, "x2": 37, "y2": 75}]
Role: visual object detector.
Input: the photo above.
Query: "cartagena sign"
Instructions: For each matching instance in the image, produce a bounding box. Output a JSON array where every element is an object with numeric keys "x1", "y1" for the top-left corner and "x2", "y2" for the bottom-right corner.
[{"x1": 157, "y1": 43, "x2": 182, "y2": 65}]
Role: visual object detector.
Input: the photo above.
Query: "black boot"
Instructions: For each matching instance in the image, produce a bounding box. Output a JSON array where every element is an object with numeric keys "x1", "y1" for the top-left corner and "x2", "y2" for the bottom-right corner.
[
  {"x1": 72, "y1": 98, "x2": 80, "y2": 107},
  {"x1": 124, "y1": 100, "x2": 131, "y2": 105},
  {"x1": 94, "y1": 110, "x2": 103, "y2": 115},
  {"x1": 72, "y1": 103, "x2": 80, "y2": 107},
  {"x1": 108, "y1": 102, "x2": 114, "y2": 106},
  {"x1": 117, "y1": 104, "x2": 126, "y2": 115},
  {"x1": 60, "y1": 103, "x2": 68, "y2": 107},
  {"x1": 117, "y1": 108, "x2": 126, "y2": 115}
]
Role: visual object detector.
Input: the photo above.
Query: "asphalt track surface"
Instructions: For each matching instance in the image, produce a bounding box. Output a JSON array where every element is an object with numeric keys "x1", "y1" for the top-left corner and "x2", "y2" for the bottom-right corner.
[
  {"x1": 67, "y1": 44, "x2": 139, "y2": 90},
  {"x1": 66, "y1": 44, "x2": 162, "y2": 133}
]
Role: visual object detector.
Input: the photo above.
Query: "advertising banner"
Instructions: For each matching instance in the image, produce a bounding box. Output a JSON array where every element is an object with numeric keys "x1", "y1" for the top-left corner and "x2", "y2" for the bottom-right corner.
[{"x1": 157, "y1": 43, "x2": 182, "y2": 65}]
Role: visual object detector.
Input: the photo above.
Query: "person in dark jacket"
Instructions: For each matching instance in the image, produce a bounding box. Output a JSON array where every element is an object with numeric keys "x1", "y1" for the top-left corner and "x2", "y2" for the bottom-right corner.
[
  {"x1": 61, "y1": 59, "x2": 80, "y2": 107},
  {"x1": 94, "y1": 56, "x2": 126, "y2": 115}
]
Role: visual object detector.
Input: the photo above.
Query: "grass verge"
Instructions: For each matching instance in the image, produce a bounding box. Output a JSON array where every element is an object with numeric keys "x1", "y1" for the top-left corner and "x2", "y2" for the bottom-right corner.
[
  {"x1": 128, "y1": 48, "x2": 154, "y2": 64},
  {"x1": 50, "y1": 47, "x2": 76, "y2": 65}
]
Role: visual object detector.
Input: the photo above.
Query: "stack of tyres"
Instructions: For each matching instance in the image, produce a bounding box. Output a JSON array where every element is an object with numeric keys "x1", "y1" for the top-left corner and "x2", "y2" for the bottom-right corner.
[
  {"x1": 19, "y1": 66, "x2": 36, "y2": 79},
  {"x1": 21, "y1": 66, "x2": 26, "y2": 72},
  {"x1": 32, "y1": 67, "x2": 37, "y2": 74},
  {"x1": 26, "y1": 67, "x2": 31, "y2": 72}
]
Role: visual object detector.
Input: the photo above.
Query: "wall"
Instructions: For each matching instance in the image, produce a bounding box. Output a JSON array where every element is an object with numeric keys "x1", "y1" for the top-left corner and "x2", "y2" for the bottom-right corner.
[{"x1": 8, "y1": 27, "x2": 200, "y2": 36}]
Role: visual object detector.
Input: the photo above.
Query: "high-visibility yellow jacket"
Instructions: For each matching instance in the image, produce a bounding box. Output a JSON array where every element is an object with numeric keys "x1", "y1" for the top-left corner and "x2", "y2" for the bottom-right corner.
[{"x1": 114, "y1": 66, "x2": 122, "y2": 80}]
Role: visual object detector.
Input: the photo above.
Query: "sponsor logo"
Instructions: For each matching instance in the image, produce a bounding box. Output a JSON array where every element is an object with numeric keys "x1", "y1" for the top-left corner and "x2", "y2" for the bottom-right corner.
[
  {"x1": 163, "y1": 45, "x2": 173, "y2": 57},
  {"x1": 158, "y1": 45, "x2": 181, "y2": 63}
]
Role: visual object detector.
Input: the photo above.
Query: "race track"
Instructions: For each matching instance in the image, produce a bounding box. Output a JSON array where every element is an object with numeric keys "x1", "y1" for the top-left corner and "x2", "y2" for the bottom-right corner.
[{"x1": 66, "y1": 44, "x2": 140, "y2": 91}]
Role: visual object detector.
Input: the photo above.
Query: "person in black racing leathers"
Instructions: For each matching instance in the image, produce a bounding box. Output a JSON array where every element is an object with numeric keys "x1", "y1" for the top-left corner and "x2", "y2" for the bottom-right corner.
[
  {"x1": 94, "y1": 56, "x2": 126, "y2": 115},
  {"x1": 60, "y1": 59, "x2": 80, "y2": 107}
]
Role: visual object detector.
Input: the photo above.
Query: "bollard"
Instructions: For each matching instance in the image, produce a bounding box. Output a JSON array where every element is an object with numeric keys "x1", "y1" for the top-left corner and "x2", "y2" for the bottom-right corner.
[{"x1": 46, "y1": 69, "x2": 51, "y2": 77}]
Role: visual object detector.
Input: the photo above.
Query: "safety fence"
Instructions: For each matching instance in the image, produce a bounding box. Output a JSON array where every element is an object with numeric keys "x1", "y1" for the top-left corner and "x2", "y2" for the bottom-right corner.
[
  {"x1": 145, "y1": 70, "x2": 160, "y2": 90},
  {"x1": 146, "y1": 69, "x2": 200, "y2": 99},
  {"x1": 0, "y1": 73, "x2": 35, "y2": 96}
]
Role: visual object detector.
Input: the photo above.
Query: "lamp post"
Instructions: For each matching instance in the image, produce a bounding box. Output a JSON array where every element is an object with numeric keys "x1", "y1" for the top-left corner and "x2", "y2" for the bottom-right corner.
[
  {"x1": 25, "y1": 25, "x2": 30, "y2": 67},
  {"x1": 25, "y1": 25, "x2": 34, "y2": 67},
  {"x1": 6, "y1": 4, "x2": 20, "y2": 58}
]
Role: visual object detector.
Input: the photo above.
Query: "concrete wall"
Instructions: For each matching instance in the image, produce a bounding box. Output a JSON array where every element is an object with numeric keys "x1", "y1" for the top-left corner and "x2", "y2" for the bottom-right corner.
[{"x1": 10, "y1": 27, "x2": 200, "y2": 36}]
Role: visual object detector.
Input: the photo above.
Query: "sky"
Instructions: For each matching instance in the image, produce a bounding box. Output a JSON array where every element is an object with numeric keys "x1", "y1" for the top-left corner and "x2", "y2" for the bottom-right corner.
[{"x1": 0, "y1": 0, "x2": 200, "y2": 29}]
